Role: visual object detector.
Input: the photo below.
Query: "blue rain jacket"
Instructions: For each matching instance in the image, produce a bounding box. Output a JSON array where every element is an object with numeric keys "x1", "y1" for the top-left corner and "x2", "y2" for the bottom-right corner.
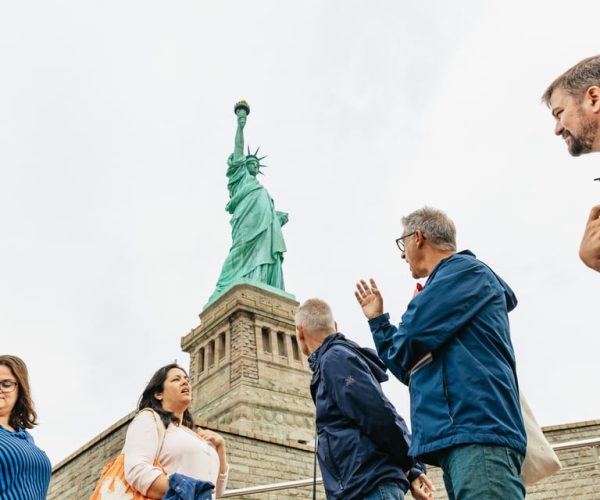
[
  {"x1": 163, "y1": 473, "x2": 214, "y2": 500},
  {"x1": 369, "y1": 250, "x2": 526, "y2": 463},
  {"x1": 309, "y1": 333, "x2": 424, "y2": 500}
]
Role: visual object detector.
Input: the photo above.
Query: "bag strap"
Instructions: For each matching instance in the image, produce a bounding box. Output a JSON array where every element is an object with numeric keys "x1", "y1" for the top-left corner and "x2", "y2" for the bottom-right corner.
[
  {"x1": 312, "y1": 423, "x2": 318, "y2": 500},
  {"x1": 137, "y1": 408, "x2": 167, "y2": 462}
]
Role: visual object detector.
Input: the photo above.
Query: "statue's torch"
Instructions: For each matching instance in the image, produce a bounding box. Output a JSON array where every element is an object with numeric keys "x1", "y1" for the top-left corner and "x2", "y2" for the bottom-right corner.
[{"x1": 234, "y1": 100, "x2": 250, "y2": 117}]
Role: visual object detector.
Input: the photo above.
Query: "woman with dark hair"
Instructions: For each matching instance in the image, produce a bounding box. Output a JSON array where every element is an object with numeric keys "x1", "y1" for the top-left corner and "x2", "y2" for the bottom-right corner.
[
  {"x1": 123, "y1": 363, "x2": 228, "y2": 498},
  {"x1": 0, "y1": 355, "x2": 51, "y2": 499}
]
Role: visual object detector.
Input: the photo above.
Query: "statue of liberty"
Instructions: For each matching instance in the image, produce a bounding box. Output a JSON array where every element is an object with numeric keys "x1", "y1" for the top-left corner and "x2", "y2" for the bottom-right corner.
[{"x1": 208, "y1": 101, "x2": 288, "y2": 303}]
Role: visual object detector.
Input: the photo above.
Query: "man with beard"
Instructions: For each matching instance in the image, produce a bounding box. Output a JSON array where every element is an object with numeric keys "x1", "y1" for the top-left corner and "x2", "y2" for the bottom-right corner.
[{"x1": 543, "y1": 55, "x2": 600, "y2": 272}]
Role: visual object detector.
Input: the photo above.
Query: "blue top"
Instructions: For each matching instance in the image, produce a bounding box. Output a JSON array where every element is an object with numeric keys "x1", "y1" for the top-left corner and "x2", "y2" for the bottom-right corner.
[
  {"x1": 368, "y1": 250, "x2": 527, "y2": 463},
  {"x1": 309, "y1": 333, "x2": 425, "y2": 500},
  {"x1": 0, "y1": 425, "x2": 51, "y2": 500}
]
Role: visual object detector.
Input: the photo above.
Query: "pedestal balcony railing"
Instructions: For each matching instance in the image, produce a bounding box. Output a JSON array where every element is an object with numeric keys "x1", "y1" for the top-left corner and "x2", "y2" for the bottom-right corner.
[{"x1": 221, "y1": 437, "x2": 600, "y2": 497}]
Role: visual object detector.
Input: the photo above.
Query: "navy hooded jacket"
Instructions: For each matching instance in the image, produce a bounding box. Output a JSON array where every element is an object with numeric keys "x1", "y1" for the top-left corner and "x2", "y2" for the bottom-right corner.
[
  {"x1": 309, "y1": 333, "x2": 424, "y2": 500},
  {"x1": 369, "y1": 250, "x2": 527, "y2": 463}
]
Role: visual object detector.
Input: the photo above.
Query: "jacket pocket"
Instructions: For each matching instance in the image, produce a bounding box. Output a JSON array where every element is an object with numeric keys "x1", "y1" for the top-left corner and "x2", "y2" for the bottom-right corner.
[
  {"x1": 324, "y1": 433, "x2": 344, "y2": 491},
  {"x1": 441, "y1": 361, "x2": 454, "y2": 423}
]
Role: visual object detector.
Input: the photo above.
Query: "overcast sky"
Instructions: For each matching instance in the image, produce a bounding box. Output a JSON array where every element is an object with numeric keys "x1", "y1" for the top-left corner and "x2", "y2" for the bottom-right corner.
[{"x1": 1, "y1": 1, "x2": 599, "y2": 466}]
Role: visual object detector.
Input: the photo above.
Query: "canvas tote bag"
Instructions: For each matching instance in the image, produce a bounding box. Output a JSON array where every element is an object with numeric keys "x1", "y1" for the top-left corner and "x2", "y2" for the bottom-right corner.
[
  {"x1": 520, "y1": 393, "x2": 561, "y2": 485},
  {"x1": 90, "y1": 409, "x2": 167, "y2": 500}
]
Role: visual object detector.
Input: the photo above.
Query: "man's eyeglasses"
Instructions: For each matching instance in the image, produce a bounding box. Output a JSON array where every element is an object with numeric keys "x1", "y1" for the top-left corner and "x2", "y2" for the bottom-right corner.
[
  {"x1": 395, "y1": 232, "x2": 416, "y2": 252},
  {"x1": 0, "y1": 380, "x2": 18, "y2": 393}
]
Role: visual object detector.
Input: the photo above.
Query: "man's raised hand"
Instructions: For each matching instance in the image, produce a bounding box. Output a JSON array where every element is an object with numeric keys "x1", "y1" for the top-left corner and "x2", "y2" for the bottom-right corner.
[{"x1": 354, "y1": 279, "x2": 384, "y2": 320}]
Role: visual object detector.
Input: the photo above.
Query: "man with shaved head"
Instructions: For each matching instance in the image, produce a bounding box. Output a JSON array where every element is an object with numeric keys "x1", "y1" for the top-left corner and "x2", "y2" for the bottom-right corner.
[{"x1": 543, "y1": 55, "x2": 600, "y2": 272}]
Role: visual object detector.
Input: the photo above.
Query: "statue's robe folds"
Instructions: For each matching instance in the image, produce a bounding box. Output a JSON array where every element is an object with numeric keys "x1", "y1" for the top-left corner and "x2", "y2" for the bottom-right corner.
[{"x1": 210, "y1": 154, "x2": 287, "y2": 300}]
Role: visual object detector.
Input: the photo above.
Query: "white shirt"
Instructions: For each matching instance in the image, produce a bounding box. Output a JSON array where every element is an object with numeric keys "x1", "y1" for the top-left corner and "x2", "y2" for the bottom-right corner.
[{"x1": 123, "y1": 411, "x2": 228, "y2": 497}]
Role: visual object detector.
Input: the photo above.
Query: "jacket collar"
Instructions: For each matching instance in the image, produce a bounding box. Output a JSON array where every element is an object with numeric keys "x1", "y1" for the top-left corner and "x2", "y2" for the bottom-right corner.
[
  {"x1": 307, "y1": 332, "x2": 344, "y2": 372},
  {"x1": 426, "y1": 249, "x2": 475, "y2": 283}
]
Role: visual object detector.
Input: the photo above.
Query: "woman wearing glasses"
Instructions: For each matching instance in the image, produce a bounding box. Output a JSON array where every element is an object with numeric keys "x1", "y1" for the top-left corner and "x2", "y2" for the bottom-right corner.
[{"x1": 0, "y1": 355, "x2": 51, "y2": 499}]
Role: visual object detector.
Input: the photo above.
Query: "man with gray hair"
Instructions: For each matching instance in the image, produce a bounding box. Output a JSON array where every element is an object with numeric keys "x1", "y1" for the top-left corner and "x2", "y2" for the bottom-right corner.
[
  {"x1": 355, "y1": 207, "x2": 526, "y2": 500},
  {"x1": 543, "y1": 55, "x2": 600, "y2": 272},
  {"x1": 295, "y1": 298, "x2": 433, "y2": 500}
]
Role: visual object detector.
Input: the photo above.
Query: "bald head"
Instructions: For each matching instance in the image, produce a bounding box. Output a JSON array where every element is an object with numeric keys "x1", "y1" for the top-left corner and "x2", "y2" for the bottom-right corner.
[
  {"x1": 295, "y1": 298, "x2": 337, "y2": 356},
  {"x1": 295, "y1": 298, "x2": 335, "y2": 331}
]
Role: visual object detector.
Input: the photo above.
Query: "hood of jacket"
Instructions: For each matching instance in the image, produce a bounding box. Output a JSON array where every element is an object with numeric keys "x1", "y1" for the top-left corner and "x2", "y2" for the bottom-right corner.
[
  {"x1": 309, "y1": 332, "x2": 389, "y2": 383},
  {"x1": 428, "y1": 250, "x2": 518, "y2": 311}
]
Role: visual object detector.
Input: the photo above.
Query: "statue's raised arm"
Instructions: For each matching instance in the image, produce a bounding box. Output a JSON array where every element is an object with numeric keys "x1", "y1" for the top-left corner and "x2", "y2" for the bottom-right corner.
[
  {"x1": 233, "y1": 100, "x2": 250, "y2": 162},
  {"x1": 207, "y1": 101, "x2": 289, "y2": 306}
]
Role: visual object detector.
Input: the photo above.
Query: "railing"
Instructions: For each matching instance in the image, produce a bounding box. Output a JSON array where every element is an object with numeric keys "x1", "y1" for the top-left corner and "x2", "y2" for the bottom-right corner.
[
  {"x1": 221, "y1": 437, "x2": 600, "y2": 497},
  {"x1": 221, "y1": 477, "x2": 323, "y2": 498},
  {"x1": 551, "y1": 437, "x2": 600, "y2": 450}
]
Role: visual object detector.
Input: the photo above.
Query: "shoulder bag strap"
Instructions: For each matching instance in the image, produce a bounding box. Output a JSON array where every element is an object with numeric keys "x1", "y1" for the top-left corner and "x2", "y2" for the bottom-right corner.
[
  {"x1": 137, "y1": 408, "x2": 167, "y2": 462},
  {"x1": 312, "y1": 423, "x2": 318, "y2": 500}
]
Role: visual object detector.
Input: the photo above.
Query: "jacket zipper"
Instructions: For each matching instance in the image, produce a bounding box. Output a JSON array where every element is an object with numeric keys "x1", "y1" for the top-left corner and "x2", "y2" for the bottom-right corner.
[{"x1": 325, "y1": 434, "x2": 344, "y2": 490}]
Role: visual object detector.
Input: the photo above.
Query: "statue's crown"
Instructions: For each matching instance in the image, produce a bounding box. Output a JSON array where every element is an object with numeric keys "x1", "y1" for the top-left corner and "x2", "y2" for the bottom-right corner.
[{"x1": 246, "y1": 146, "x2": 268, "y2": 175}]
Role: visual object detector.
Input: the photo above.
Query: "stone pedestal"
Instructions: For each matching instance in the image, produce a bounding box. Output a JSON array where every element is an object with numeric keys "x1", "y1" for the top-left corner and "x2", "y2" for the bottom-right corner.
[{"x1": 181, "y1": 284, "x2": 314, "y2": 443}]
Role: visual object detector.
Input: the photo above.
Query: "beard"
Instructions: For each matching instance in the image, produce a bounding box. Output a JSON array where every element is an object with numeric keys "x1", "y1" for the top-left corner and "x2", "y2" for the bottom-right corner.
[{"x1": 564, "y1": 112, "x2": 599, "y2": 157}]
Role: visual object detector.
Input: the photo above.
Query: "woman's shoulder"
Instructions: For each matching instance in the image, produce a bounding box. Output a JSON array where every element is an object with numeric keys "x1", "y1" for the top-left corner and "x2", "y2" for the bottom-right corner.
[
  {"x1": 0, "y1": 425, "x2": 32, "y2": 438},
  {"x1": 128, "y1": 409, "x2": 167, "y2": 434},
  {"x1": 132, "y1": 408, "x2": 159, "y2": 422},
  {"x1": 19, "y1": 428, "x2": 34, "y2": 443}
]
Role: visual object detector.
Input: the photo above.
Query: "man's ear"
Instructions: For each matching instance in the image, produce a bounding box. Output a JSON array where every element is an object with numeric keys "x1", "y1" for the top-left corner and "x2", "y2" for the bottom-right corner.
[
  {"x1": 296, "y1": 324, "x2": 304, "y2": 341},
  {"x1": 415, "y1": 229, "x2": 426, "y2": 248},
  {"x1": 586, "y1": 86, "x2": 600, "y2": 113}
]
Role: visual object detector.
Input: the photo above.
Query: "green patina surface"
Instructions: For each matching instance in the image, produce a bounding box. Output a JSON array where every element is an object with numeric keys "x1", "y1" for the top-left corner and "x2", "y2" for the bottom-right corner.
[{"x1": 206, "y1": 102, "x2": 292, "y2": 309}]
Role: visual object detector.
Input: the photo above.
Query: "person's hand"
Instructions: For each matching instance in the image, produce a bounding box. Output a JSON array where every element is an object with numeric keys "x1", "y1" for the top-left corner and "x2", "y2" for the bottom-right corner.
[
  {"x1": 197, "y1": 428, "x2": 225, "y2": 450},
  {"x1": 410, "y1": 473, "x2": 435, "y2": 500},
  {"x1": 235, "y1": 108, "x2": 248, "y2": 128},
  {"x1": 580, "y1": 205, "x2": 600, "y2": 272},
  {"x1": 354, "y1": 279, "x2": 384, "y2": 320}
]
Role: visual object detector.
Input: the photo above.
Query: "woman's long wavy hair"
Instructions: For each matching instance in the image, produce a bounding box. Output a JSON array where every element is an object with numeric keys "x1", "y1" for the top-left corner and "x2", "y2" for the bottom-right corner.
[
  {"x1": 0, "y1": 355, "x2": 38, "y2": 430},
  {"x1": 138, "y1": 363, "x2": 194, "y2": 430}
]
